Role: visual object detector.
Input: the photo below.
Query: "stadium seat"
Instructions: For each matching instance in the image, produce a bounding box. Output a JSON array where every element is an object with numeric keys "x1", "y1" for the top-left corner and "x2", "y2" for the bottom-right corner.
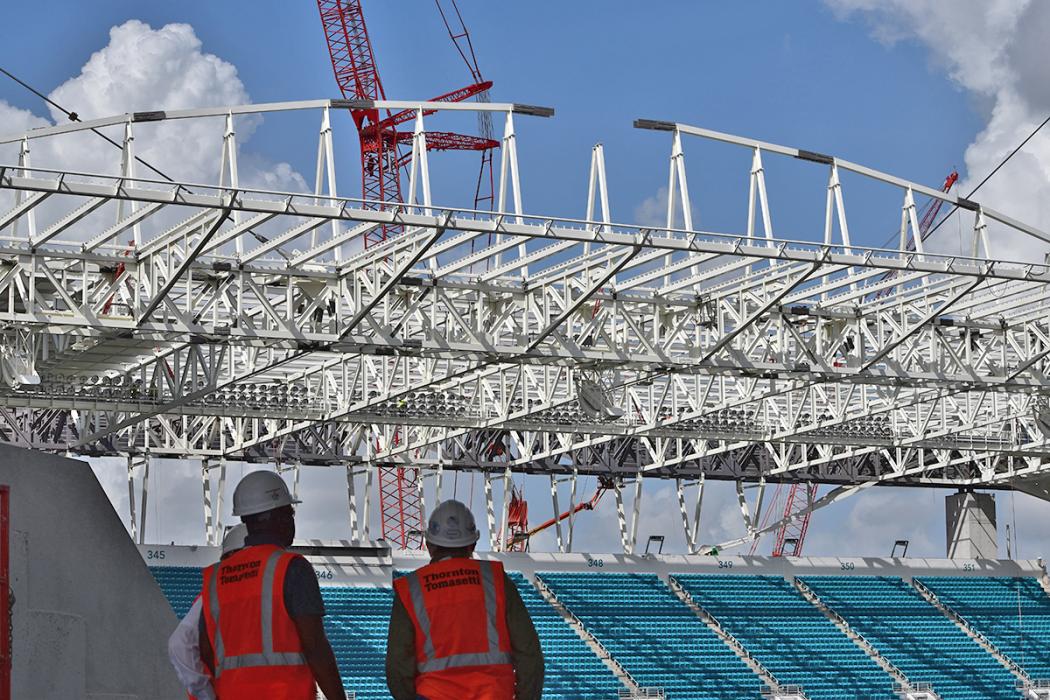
[
  {"x1": 538, "y1": 571, "x2": 765, "y2": 700},
  {"x1": 506, "y1": 571, "x2": 625, "y2": 699},
  {"x1": 802, "y1": 575, "x2": 1019, "y2": 700},
  {"x1": 148, "y1": 566, "x2": 203, "y2": 620},
  {"x1": 918, "y1": 576, "x2": 1050, "y2": 680},
  {"x1": 674, "y1": 574, "x2": 897, "y2": 700},
  {"x1": 152, "y1": 564, "x2": 1036, "y2": 700},
  {"x1": 321, "y1": 585, "x2": 395, "y2": 700}
]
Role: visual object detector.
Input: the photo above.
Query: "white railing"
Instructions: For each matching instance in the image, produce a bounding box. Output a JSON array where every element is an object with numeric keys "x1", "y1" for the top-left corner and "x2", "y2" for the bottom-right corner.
[
  {"x1": 1019, "y1": 678, "x2": 1050, "y2": 699},
  {"x1": 618, "y1": 688, "x2": 665, "y2": 699}
]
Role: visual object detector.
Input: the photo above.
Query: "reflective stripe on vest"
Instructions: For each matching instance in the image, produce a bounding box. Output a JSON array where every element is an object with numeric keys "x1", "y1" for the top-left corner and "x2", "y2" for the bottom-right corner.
[
  {"x1": 207, "y1": 548, "x2": 307, "y2": 677},
  {"x1": 403, "y1": 560, "x2": 514, "y2": 673}
]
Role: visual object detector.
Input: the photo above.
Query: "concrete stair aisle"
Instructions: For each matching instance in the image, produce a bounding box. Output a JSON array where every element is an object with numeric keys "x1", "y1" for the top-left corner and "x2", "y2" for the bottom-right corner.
[
  {"x1": 528, "y1": 572, "x2": 640, "y2": 697},
  {"x1": 1038, "y1": 563, "x2": 1050, "y2": 598},
  {"x1": 665, "y1": 574, "x2": 806, "y2": 700},
  {"x1": 910, "y1": 578, "x2": 1030, "y2": 689},
  {"x1": 792, "y1": 577, "x2": 938, "y2": 700}
]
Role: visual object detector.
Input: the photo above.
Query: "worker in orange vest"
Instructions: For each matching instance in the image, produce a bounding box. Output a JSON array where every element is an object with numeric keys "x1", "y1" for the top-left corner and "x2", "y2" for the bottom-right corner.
[
  {"x1": 386, "y1": 499, "x2": 544, "y2": 700},
  {"x1": 198, "y1": 470, "x2": 347, "y2": 700}
]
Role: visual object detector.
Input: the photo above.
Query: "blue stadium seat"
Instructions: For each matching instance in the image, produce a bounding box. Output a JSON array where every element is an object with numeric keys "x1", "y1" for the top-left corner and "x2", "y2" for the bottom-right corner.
[
  {"x1": 919, "y1": 576, "x2": 1050, "y2": 680},
  {"x1": 322, "y1": 585, "x2": 395, "y2": 700},
  {"x1": 538, "y1": 571, "x2": 765, "y2": 700},
  {"x1": 153, "y1": 564, "x2": 1036, "y2": 700},
  {"x1": 802, "y1": 576, "x2": 1018, "y2": 700},
  {"x1": 674, "y1": 574, "x2": 897, "y2": 700},
  {"x1": 506, "y1": 571, "x2": 624, "y2": 699},
  {"x1": 148, "y1": 566, "x2": 202, "y2": 619}
]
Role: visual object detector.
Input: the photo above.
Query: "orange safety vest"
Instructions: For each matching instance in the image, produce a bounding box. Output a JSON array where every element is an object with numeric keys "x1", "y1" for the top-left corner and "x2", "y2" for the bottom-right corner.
[
  {"x1": 394, "y1": 558, "x2": 515, "y2": 700},
  {"x1": 200, "y1": 544, "x2": 315, "y2": 700}
]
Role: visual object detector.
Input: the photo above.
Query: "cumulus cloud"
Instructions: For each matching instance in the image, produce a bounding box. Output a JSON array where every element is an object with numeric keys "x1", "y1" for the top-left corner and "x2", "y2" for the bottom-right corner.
[
  {"x1": 0, "y1": 19, "x2": 313, "y2": 544},
  {"x1": 825, "y1": 0, "x2": 1050, "y2": 262},
  {"x1": 633, "y1": 185, "x2": 697, "y2": 230},
  {"x1": 633, "y1": 186, "x2": 670, "y2": 227},
  {"x1": 0, "y1": 20, "x2": 307, "y2": 217}
]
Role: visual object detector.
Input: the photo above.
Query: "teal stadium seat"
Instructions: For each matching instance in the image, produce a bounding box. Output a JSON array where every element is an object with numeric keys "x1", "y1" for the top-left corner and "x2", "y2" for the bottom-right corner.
[
  {"x1": 918, "y1": 576, "x2": 1050, "y2": 680},
  {"x1": 148, "y1": 566, "x2": 203, "y2": 619},
  {"x1": 505, "y1": 571, "x2": 624, "y2": 699},
  {"x1": 673, "y1": 574, "x2": 897, "y2": 700},
  {"x1": 538, "y1": 571, "x2": 764, "y2": 700},
  {"x1": 801, "y1": 576, "x2": 1018, "y2": 700},
  {"x1": 322, "y1": 585, "x2": 395, "y2": 700},
  {"x1": 153, "y1": 564, "x2": 1034, "y2": 700}
]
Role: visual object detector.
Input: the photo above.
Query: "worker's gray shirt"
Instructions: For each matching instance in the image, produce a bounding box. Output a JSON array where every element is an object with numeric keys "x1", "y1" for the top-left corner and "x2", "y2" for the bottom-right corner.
[{"x1": 385, "y1": 558, "x2": 545, "y2": 700}]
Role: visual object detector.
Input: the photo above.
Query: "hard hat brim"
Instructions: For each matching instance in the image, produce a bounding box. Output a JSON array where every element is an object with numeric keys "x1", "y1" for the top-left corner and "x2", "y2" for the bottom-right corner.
[
  {"x1": 424, "y1": 529, "x2": 481, "y2": 548},
  {"x1": 232, "y1": 496, "x2": 301, "y2": 517}
]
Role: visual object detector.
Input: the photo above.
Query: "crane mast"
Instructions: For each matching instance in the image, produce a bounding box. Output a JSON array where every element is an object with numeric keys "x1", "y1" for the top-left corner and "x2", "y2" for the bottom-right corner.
[
  {"x1": 317, "y1": 0, "x2": 402, "y2": 234},
  {"x1": 316, "y1": 0, "x2": 497, "y2": 549}
]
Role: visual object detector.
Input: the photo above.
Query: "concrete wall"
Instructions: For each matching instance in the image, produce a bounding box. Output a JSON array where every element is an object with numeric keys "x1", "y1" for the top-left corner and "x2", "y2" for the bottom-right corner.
[
  {"x1": 946, "y1": 490, "x2": 998, "y2": 559},
  {"x1": 0, "y1": 445, "x2": 183, "y2": 700},
  {"x1": 140, "y1": 540, "x2": 1046, "y2": 586}
]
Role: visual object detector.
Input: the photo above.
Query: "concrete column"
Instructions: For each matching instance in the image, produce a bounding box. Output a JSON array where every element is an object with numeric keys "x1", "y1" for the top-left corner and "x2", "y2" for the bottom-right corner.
[{"x1": 946, "y1": 490, "x2": 997, "y2": 559}]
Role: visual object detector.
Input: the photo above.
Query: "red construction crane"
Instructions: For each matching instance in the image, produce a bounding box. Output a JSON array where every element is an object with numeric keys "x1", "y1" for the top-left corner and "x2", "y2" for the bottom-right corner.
[
  {"x1": 504, "y1": 486, "x2": 529, "y2": 552},
  {"x1": 749, "y1": 482, "x2": 817, "y2": 558},
  {"x1": 507, "y1": 478, "x2": 614, "y2": 550},
  {"x1": 771, "y1": 483, "x2": 817, "y2": 557},
  {"x1": 316, "y1": 0, "x2": 498, "y2": 549},
  {"x1": 874, "y1": 169, "x2": 959, "y2": 298},
  {"x1": 316, "y1": 0, "x2": 498, "y2": 246},
  {"x1": 916, "y1": 170, "x2": 960, "y2": 244}
]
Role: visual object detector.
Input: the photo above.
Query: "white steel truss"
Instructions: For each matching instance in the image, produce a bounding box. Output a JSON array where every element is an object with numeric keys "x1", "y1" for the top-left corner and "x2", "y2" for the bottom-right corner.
[{"x1": 2, "y1": 98, "x2": 1050, "y2": 549}]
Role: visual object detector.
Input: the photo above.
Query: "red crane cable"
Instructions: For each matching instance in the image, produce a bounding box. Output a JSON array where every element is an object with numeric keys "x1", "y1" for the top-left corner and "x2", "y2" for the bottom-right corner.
[{"x1": 434, "y1": 0, "x2": 496, "y2": 249}]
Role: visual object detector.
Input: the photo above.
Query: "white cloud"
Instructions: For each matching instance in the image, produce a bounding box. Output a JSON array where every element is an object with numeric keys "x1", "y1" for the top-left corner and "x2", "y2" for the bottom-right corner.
[
  {"x1": 0, "y1": 19, "x2": 307, "y2": 232},
  {"x1": 632, "y1": 186, "x2": 696, "y2": 230},
  {"x1": 996, "y1": 490, "x2": 1050, "y2": 560},
  {"x1": 825, "y1": 0, "x2": 1050, "y2": 262},
  {"x1": 633, "y1": 186, "x2": 669, "y2": 227}
]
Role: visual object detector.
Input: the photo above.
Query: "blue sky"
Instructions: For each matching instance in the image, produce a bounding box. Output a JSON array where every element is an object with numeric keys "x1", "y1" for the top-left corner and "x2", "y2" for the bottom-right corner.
[
  {"x1": 0, "y1": 1, "x2": 980, "y2": 231},
  {"x1": 2, "y1": 1, "x2": 1049, "y2": 559}
]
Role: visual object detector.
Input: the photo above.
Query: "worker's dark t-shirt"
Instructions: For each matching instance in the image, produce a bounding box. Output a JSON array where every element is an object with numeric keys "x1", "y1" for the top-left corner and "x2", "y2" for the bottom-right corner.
[
  {"x1": 198, "y1": 534, "x2": 325, "y2": 639},
  {"x1": 243, "y1": 533, "x2": 325, "y2": 617}
]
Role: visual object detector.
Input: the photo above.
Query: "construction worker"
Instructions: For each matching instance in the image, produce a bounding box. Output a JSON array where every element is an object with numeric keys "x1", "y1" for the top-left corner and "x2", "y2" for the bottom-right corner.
[
  {"x1": 168, "y1": 523, "x2": 249, "y2": 700},
  {"x1": 198, "y1": 470, "x2": 347, "y2": 700},
  {"x1": 386, "y1": 499, "x2": 544, "y2": 700}
]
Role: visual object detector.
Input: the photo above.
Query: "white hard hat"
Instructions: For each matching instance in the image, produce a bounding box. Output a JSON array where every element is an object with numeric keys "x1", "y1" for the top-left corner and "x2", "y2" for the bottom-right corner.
[
  {"x1": 232, "y1": 470, "x2": 301, "y2": 517},
  {"x1": 425, "y1": 499, "x2": 480, "y2": 548},
  {"x1": 221, "y1": 523, "x2": 248, "y2": 556}
]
